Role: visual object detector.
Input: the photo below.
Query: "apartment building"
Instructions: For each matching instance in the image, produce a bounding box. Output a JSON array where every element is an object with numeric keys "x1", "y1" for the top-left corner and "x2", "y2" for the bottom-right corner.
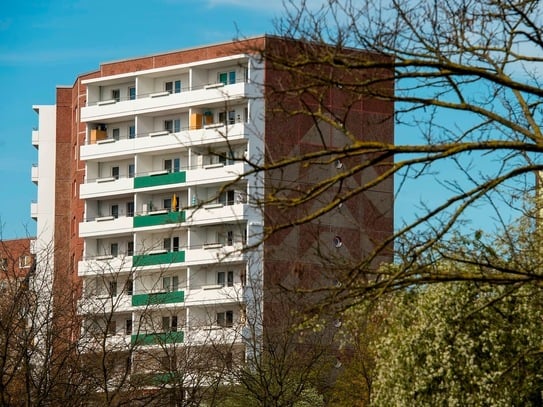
[{"x1": 31, "y1": 36, "x2": 394, "y2": 388}]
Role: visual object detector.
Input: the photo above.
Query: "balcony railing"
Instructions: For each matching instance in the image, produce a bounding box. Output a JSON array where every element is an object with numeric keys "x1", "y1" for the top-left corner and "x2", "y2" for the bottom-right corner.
[
  {"x1": 133, "y1": 210, "x2": 186, "y2": 228},
  {"x1": 132, "y1": 290, "x2": 184, "y2": 306},
  {"x1": 134, "y1": 171, "x2": 186, "y2": 189},
  {"x1": 132, "y1": 250, "x2": 185, "y2": 267},
  {"x1": 131, "y1": 331, "x2": 184, "y2": 346}
]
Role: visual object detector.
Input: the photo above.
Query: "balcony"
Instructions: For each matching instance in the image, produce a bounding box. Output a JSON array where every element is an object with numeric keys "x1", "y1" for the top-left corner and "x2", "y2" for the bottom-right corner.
[
  {"x1": 30, "y1": 201, "x2": 38, "y2": 220},
  {"x1": 133, "y1": 210, "x2": 185, "y2": 228},
  {"x1": 185, "y1": 162, "x2": 246, "y2": 186},
  {"x1": 131, "y1": 331, "x2": 184, "y2": 346},
  {"x1": 80, "y1": 176, "x2": 134, "y2": 199},
  {"x1": 132, "y1": 250, "x2": 185, "y2": 267},
  {"x1": 132, "y1": 290, "x2": 184, "y2": 306},
  {"x1": 79, "y1": 216, "x2": 134, "y2": 237},
  {"x1": 80, "y1": 137, "x2": 137, "y2": 161},
  {"x1": 31, "y1": 164, "x2": 39, "y2": 184},
  {"x1": 79, "y1": 293, "x2": 133, "y2": 315},
  {"x1": 81, "y1": 82, "x2": 252, "y2": 122},
  {"x1": 32, "y1": 130, "x2": 39, "y2": 148},
  {"x1": 78, "y1": 256, "x2": 133, "y2": 277},
  {"x1": 184, "y1": 244, "x2": 244, "y2": 266},
  {"x1": 185, "y1": 203, "x2": 248, "y2": 226},
  {"x1": 184, "y1": 285, "x2": 241, "y2": 306},
  {"x1": 134, "y1": 171, "x2": 186, "y2": 189}
]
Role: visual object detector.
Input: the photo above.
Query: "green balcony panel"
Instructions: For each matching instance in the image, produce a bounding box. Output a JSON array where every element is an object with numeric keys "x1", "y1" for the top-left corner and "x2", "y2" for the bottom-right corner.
[
  {"x1": 132, "y1": 290, "x2": 185, "y2": 306},
  {"x1": 131, "y1": 331, "x2": 184, "y2": 346},
  {"x1": 133, "y1": 251, "x2": 185, "y2": 267},
  {"x1": 134, "y1": 171, "x2": 186, "y2": 188},
  {"x1": 133, "y1": 211, "x2": 186, "y2": 228}
]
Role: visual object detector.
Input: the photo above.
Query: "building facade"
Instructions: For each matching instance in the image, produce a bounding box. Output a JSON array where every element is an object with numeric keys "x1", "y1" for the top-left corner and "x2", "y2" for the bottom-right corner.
[{"x1": 31, "y1": 36, "x2": 394, "y2": 389}]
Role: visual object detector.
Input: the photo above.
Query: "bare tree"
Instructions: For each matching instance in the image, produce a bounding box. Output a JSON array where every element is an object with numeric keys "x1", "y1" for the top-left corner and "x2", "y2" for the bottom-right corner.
[{"x1": 237, "y1": 0, "x2": 543, "y2": 304}]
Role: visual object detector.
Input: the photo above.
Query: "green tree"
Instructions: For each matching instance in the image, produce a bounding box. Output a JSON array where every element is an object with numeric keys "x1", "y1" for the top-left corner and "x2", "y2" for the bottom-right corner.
[{"x1": 372, "y1": 278, "x2": 543, "y2": 406}]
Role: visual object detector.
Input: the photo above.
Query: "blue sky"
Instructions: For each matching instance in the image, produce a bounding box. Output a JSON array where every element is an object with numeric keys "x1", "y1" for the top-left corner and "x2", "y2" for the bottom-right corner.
[{"x1": 0, "y1": 0, "x2": 282, "y2": 239}]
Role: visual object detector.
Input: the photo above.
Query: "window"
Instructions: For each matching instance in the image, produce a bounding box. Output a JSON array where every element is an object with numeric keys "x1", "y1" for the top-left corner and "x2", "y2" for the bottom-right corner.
[
  {"x1": 227, "y1": 230, "x2": 233, "y2": 246},
  {"x1": 172, "y1": 236, "x2": 179, "y2": 252},
  {"x1": 219, "y1": 190, "x2": 235, "y2": 206},
  {"x1": 112, "y1": 166, "x2": 119, "y2": 180},
  {"x1": 163, "y1": 198, "x2": 172, "y2": 211},
  {"x1": 127, "y1": 241, "x2": 134, "y2": 256},
  {"x1": 164, "y1": 158, "x2": 180, "y2": 173},
  {"x1": 107, "y1": 320, "x2": 117, "y2": 335},
  {"x1": 125, "y1": 319, "x2": 132, "y2": 335},
  {"x1": 163, "y1": 276, "x2": 179, "y2": 292},
  {"x1": 110, "y1": 243, "x2": 119, "y2": 257},
  {"x1": 165, "y1": 80, "x2": 181, "y2": 94},
  {"x1": 164, "y1": 119, "x2": 180, "y2": 133},
  {"x1": 18, "y1": 255, "x2": 32, "y2": 269},
  {"x1": 163, "y1": 236, "x2": 180, "y2": 252},
  {"x1": 218, "y1": 71, "x2": 236, "y2": 85},
  {"x1": 111, "y1": 204, "x2": 119, "y2": 219},
  {"x1": 128, "y1": 164, "x2": 135, "y2": 179},
  {"x1": 228, "y1": 110, "x2": 236, "y2": 124},
  {"x1": 126, "y1": 278, "x2": 133, "y2": 295},
  {"x1": 218, "y1": 271, "x2": 234, "y2": 287},
  {"x1": 112, "y1": 89, "x2": 120, "y2": 102},
  {"x1": 162, "y1": 315, "x2": 178, "y2": 332},
  {"x1": 109, "y1": 280, "x2": 117, "y2": 297},
  {"x1": 129, "y1": 125, "x2": 136, "y2": 139},
  {"x1": 129, "y1": 86, "x2": 136, "y2": 100},
  {"x1": 0, "y1": 258, "x2": 7, "y2": 270},
  {"x1": 217, "y1": 311, "x2": 233, "y2": 327},
  {"x1": 127, "y1": 201, "x2": 134, "y2": 217},
  {"x1": 112, "y1": 128, "x2": 120, "y2": 140}
]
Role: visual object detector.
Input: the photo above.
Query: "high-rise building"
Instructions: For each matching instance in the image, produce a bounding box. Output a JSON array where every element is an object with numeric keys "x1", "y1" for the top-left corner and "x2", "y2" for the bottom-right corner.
[{"x1": 31, "y1": 36, "x2": 393, "y2": 389}]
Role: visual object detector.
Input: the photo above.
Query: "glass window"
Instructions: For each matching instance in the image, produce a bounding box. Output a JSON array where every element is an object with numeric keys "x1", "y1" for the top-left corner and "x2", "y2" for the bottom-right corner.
[
  {"x1": 112, "y1": 89, "x2": 120, "y2": 102},
  {"x1": 227, "y1": 230, "x2": 233, "y2": 246},
  {"x1": 18, "y1": 255, "x2": 32, "y2": 268},
  {"x1": 110, "y1": 243, "x2": 118, "y2": 257},
  {"x1": 109, "y1": 280, "x2": 117, "y2": 296},
  {"x1": 128, "y1": 164, "x2": 135, "y2": 179},
  {"x1": 125, "y1": 319, "x2": 132, "y2": 335},
  {"x1": 127, "y1": 201, "x2": 134, "y2": 217},
  {"x1": 107, "y1": 320, "x2": 116, "y2": 335},
  {"x1": 217, "y1": 311, "x2": 233, "y2": 327},
  {"x1": 163, "y1": 276, "x2": 179, "y2": 292},
  {"x1": 112, "y1": 166, "x2": 119, "y2": 179},
  {"x1": 227, "y1": 271, "x2": 234, "y2": 287},
  {"x1": 111, "y1": 204, "x2": 119, "y2": 218},
  {"x1": 129, "y1": 125, "x2": 135, "y2": 139},
  {"x1": 165, "y1": 158, "x2": 180, "y2": 172},
  {"x1": 218, "y1": 72, "x2": 227, "y2": 85},
  {"x1": 229, "y1": 71, "x2": 236, "y2": 84},
  {"x1": 165, "y1": 80, "x2": 181, "y2": 94},
  {"x1": 126, "y1": 278, "x2": 133, "y2": 295},
  {"x1": 127, "y1": 241, "x2": 134, "y2": 256},
  {"x1": 129, "y1": 86, "x2": 136, "y2": 100},
  {"x1": 112, "y1": 128, "x2": 120, "y2": 140},
  {"x1": 172, "y1": 237, "x2": 179, "y2": 252},
  {"x1": 217, "y1": 271, "x2": 225, "y2": 286},
  {"x1": 162, "y1": 316, "x2": 178, "y2": 332},
  {"x1": 228, "y1": 110, "x2": 236, "y2": 124}
]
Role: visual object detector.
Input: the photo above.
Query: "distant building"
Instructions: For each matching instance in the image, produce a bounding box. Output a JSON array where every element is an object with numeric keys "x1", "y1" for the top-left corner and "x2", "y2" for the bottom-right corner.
[{"x1": 31, "y1": 35, "x2": 393, "y2": 391}]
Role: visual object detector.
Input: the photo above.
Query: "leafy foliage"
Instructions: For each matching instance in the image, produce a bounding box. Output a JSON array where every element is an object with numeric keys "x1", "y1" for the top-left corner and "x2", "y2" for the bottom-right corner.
[{"x1": 372, "y1": 278, "x2": 543, "y2": 406}]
